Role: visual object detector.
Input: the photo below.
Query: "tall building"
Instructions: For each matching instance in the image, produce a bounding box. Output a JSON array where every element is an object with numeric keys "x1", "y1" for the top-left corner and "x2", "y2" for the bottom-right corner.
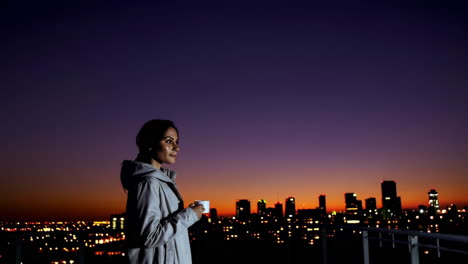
[
  {"x1": 428, "y1": 189, "x2": 440, "y2": 214},
  {"x1": 381, "y1": 181, "x2": 402, "y2": 218},
  {"x1": 345, "y1": 193, "x2": 362, "y2": 214},
  {"x1": 319, "y1": 194, "x2": 326, "y2": 214},
  {"x1": 274, "y1": 202, "x2": 283, "y2": 218},
  {"x1": 365, "y1": 197, "x2": 377, "y2": 212},
  {"x1": 344, "y1": 193, "x2": 362, "y2": 224},
  {"x1": 257, "y1": 199, "x2": 267, "y2": 215},
  {"x1": 285, "y1": 197, "x2": 296, "y2": 217},
  {"x1": 209, "y1": 208, "x2": 218, "y2": 222},
  {"x1": 236, "y1": 199, "x2": 251, "y2": 220}
]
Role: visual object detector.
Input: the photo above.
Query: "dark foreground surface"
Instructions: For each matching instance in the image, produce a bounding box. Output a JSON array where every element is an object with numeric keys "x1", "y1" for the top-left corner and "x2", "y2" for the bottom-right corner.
[{"x1": 2, "y1": 233, "x2": 466, "y2": 264}]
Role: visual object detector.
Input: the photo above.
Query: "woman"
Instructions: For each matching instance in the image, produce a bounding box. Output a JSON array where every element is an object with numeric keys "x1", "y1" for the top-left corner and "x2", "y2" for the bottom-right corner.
[{"x1": 121, "y1": 119, "x2": 204, "y2": 264}]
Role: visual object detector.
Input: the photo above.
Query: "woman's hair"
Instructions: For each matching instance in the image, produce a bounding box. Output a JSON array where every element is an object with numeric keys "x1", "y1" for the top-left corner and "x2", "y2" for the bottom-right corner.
[{"x1": 135, "y1": 119, "x2": 179, "y2": 163}]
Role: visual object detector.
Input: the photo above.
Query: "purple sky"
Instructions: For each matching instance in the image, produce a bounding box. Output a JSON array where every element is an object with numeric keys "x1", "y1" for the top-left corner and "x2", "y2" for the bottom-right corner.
[{"x1": 2, "y1": 3, "x2": 467, "y2": 220}]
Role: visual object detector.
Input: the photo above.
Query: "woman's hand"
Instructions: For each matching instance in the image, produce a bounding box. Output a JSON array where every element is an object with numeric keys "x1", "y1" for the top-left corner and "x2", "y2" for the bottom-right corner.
[{"x1": 189, "y1": 203, "x2": 205, "y2": 219}]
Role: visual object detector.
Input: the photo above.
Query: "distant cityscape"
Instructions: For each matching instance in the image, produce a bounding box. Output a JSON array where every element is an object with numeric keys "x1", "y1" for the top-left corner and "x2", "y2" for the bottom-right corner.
[{"x1": 1, "y1": 181, "x2": 466, "y2": 264}]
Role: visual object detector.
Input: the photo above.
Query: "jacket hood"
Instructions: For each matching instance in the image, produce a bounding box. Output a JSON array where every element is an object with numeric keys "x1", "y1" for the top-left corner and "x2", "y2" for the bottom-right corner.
[{"x1": 120, "y1": 160, "x2": 176, "y2": 189}]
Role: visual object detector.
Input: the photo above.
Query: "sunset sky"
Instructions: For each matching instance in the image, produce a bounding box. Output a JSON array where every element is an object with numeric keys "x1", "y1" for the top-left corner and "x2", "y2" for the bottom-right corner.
[{"x1": 2, "y1": 2, "x2": 467, "y2": 220}]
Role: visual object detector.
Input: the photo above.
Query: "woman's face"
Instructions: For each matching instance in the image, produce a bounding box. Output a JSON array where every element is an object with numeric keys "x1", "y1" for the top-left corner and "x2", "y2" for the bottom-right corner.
[{"x1": 153, "y1": 127, "x2": 179, "y2": 166}]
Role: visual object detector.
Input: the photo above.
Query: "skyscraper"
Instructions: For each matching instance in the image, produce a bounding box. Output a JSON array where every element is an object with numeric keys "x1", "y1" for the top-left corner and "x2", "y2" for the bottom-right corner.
[
  {"x1": 344, "y1": 193, "x2": 362, "y2": 224},
  {"x1": 365, "y1": 197, "x2": 377, "y2": 212},
  {"x1": 285, "y1": 197, "x2": 296, "y2": 217},
  {"x1": 274, "y1": 202, "x2": 283, "y2": 218},
  {"x1": 428, "y1": 189, "x2": 440, "y2": 215},
  {"x1": 257, "y1": 199, "x2": 267, "y2": 215},
  {"x1": 209, "y1": 208, "x2": 218, "y2": 222},
  {"x1": 345, "y1": 193, "x2": 362, "y2": 214},
  {"x1": 236, "y1": 199, "x2": 251, "y2": 220},
  {"x1": 319, "y1": 194, "x2": 326, "y2": 214},
  {"x1": 381, "y1": 181, "x2": 402, "y2": 218}
]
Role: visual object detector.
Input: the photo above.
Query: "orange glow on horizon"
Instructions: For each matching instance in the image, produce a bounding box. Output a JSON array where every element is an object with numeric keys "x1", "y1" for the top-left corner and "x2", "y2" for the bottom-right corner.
[{"x1": 1, "y1": 163, "x2": 467, "y2": 220}]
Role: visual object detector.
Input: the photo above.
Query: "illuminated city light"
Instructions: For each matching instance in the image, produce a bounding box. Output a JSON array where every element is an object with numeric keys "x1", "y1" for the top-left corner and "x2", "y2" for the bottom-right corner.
[{"x1": 1, "y1": 190, "x2": 466, "y2": 263}]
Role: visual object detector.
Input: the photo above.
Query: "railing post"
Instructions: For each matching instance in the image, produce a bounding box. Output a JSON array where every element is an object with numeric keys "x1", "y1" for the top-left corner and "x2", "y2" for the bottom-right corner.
[
  {"x1": 409, "y1": 235, "x2": 419, "y2": 264},
  {"x1": 321, "y1": 226, "x2": 327, "y2": 264},
  {"x1": 79, "y1": 245, "x2": 86, "y2": 264},
  {"x1": 15, "y1": 234, "x2": 22, "y2": 264},
  {"x1": 79, "y1": 232, "x2": 86, "y2": 264},
  {"x1": 362, "y1": 231, "x2": 370, "y2": 264}
]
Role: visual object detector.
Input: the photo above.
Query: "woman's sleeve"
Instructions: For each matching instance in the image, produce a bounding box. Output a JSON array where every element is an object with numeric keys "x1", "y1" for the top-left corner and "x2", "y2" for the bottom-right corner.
[{"x1": 135, "y1": 178, "x2": 199, "y2": 248}]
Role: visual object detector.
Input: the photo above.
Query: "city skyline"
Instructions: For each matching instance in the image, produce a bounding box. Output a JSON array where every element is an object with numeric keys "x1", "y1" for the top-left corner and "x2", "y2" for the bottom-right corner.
[
  {"x1": 217, "y1": 184, "x2": 457, "y2": 217},
  {"x1": 2, "y1": 178, "x2": 464, "y2": 220},
  {"x1": 3, "y1": 200, "x2": 466, "y2": 264},
  {"x1": 2, "y1": 3, "x2": 467, "y2": 220}
]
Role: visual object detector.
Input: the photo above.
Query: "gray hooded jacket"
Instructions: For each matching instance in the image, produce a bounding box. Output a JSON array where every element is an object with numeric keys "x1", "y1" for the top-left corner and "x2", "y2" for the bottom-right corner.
[{"x1": 121, "y1": 160, "x2": 198, "y2": 264}]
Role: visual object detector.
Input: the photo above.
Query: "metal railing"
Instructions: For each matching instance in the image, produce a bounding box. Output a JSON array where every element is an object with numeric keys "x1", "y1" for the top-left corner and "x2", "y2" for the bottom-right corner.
[
  {"x1": 321, "y1": 225, "x2": 468, "y2": 264},
  {"x1": 10, "y1": 224, "x2": 468, "y2": 264}
]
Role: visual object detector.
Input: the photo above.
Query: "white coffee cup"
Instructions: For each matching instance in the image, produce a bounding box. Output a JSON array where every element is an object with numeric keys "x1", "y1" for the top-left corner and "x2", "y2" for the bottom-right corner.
[{"x1": 194, "y1": 200, "x2": 210, "y2": 213}]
